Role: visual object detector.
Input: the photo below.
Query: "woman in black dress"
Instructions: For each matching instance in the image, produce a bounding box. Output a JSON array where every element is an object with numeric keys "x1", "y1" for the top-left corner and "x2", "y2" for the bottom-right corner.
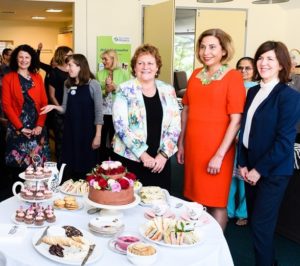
[{"x1": 41, "y1": 54, "x2": 103, "y2": 180}]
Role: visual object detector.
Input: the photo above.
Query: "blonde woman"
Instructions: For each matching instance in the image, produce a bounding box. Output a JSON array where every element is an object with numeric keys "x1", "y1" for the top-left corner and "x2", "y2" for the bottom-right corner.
[{"x1": 96, "y1": 50, "x2": 130, "y2": 161}]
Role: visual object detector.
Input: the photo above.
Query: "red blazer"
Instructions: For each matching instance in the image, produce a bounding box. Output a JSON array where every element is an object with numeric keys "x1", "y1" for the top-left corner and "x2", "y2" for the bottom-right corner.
[{"x1": 2, "y1": 71, "x2": 48, "y2": 130}]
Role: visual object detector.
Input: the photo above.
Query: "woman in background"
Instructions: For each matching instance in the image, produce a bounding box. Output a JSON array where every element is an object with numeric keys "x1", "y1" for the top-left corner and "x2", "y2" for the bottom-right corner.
[
  {"x1": 48, "y1": 46, "x2": 73, "y2": 163},
  {"x1": 177, "y1": 28, "x2": 246, "y2": 230},
  {"x1": 41, "y1": 54, "x2": 103, "y2": 180},
  {"x1": 112, "y1": 44, "x2": 181, "y2": 191},
  {"x1": 96, "y1": 49, "x2": 130, "y2": 162},
  {"x1": 238, "y1": 41, "x2": 300, "y2": 266},
  {"x1": 227, "y1": 57, "x2": 257, "y2": 226},
  {"x1": 2, "y1": 44, "x2": 50, "y2": 189}
]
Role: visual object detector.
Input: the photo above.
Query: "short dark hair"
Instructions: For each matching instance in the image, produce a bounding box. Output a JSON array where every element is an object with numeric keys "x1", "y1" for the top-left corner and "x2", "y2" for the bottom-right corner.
[
  {"x1": 196, "y1": 28, "x2": 234, "y2": 64},
  {"x1": 254, "y1": 41, "x2": 291, "y2": 83},
  {"x1": 236, "y1": 56, "x2": 258, "y2": 81},
  {"x1": 65, "y1": 54, "x2": 95, "y2": 88},
  {"x1": 9, "y1": 44, "x2": 39, "y2": 73},
  {"x1": 130, "y1": 44, "x2": 162, "y2": 78},
  {"x1": 2, "y1": 48, "x2": 12, "y2": 57}
]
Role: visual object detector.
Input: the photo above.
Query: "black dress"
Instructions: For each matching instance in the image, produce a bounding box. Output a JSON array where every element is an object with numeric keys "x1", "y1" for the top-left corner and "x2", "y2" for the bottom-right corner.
[
  {"x1": 61, "y1": 84, "x2": 98, "y2": 180},
  {"x1": 112, "y1": 89, "x2": 171, "y2": 190}
]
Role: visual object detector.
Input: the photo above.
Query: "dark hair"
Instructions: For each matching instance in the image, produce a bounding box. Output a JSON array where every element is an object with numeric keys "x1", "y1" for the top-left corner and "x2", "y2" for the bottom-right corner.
[
  {"x1": 236, "y1": 56, "x2": 258, "y2": 81},
  {"x1": 2, "y1": 48, "x2": 12, "y2": 57},
  {"x1": 130, "y1": 44, "x2": 162, "y2": 77},
  {"x1": 9, "y1": 44, "x2": 39, "y2": 73},
  {"x1": 254, "y1": 41, "x2": 291, "y2": 83},
  {"x1": 196, "y1": 28, "x2": 234, "y2": 64},
  {"x1": 54, "y1": 46, "x2": 73, "y2": 66},
  {"x1": 65, "y1": 54, "x2": 95, "y2": 88}
]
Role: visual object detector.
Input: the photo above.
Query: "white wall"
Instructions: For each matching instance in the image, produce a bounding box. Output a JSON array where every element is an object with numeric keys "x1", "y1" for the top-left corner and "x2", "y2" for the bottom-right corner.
[{"x1": 74, "y1": 0, "x2": 300, "y2": 73}]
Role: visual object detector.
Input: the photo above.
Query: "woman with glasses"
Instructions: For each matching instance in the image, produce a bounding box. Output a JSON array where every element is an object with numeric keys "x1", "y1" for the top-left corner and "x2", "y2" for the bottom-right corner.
[{"x1": 227, "y1": 57, "x2": 257, "y2": 226}]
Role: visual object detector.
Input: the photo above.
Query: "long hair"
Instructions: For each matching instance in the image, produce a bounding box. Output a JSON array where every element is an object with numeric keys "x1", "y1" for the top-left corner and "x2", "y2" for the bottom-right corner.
[{"x1": 65, "y1": 54, "x2": 95, "y2": 88}]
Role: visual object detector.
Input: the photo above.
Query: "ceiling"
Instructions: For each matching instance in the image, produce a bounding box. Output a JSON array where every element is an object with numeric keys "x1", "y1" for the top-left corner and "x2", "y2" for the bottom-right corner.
[{"x1": 0, "y1": 0, "x2": 73, "y2": 23}]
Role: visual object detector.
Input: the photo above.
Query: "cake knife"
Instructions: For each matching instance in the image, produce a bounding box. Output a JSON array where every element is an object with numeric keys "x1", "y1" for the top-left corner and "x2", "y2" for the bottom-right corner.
[
  {"x1": 81, "y1": 244, "x2": 96, "y2": 266},
  {"x1": 35, "y1": 226, "x2": 49, "y2": 246}
]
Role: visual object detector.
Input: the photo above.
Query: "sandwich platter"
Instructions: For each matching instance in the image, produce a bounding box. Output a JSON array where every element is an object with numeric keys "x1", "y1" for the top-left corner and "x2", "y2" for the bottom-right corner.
[{"x1": 139, "y1": 217, "x2": 204, "y2": 248}]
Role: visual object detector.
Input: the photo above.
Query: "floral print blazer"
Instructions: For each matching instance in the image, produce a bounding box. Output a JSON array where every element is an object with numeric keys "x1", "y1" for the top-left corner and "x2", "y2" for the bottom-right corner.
[{"x1": 112, "y1": 78, "x2": 181, "y2": 162}]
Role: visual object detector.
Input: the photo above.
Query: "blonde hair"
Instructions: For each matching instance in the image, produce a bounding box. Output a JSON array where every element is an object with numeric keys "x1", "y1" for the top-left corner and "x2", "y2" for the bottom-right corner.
[{"x1": 101, "y1": 49, "x2": 119, "y2": 70}]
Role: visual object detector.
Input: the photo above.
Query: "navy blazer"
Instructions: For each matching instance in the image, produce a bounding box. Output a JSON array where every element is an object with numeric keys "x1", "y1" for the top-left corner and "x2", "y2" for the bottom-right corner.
[{"x1": 238, "y1": 82, "x2": 300, "y2": 177}]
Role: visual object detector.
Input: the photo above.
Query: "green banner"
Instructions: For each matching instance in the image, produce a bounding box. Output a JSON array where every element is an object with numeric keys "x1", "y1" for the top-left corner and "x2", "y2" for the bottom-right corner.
[{"x1": 96, "y1": 36, "x2": 131, "y2": 72}]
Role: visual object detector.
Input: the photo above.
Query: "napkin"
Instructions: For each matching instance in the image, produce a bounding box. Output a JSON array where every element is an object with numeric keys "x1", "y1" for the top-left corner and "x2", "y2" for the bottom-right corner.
[{"x1": 0, "y1": 224, "x2": 28, "y2": 244}]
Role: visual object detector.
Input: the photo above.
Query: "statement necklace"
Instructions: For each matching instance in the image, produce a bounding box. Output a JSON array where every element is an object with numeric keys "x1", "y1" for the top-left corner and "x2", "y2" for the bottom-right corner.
[{"x1": 198, "y1": 64, "x2": 228, "y2": 85}]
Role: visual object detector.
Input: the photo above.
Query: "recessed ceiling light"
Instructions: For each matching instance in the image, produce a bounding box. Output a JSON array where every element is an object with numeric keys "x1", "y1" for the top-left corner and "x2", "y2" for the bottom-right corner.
[
  {"x1": 197, "y1": 0, "x2": 233, "y2": 2},
  {"x1": 252, "y1": 0, "x2": 289, "y2": 3},
  {"x1": 32, "y1": 16, "x2": 46, "y2": 20},
  {"x1": 46, "y1": 9, "x2": 63, "y2": 13}
]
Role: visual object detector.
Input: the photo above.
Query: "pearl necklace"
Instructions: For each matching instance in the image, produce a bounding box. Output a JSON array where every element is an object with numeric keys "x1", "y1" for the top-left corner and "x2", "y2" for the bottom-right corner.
[{"x1": 198, "y1": 64, "x2": 228, "y2": 85}]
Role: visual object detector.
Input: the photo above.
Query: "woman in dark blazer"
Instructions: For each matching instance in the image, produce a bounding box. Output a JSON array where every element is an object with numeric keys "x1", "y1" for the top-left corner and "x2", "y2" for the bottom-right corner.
[{"x1": 238, "y1": 41, "x2": 300, "y2": 266}]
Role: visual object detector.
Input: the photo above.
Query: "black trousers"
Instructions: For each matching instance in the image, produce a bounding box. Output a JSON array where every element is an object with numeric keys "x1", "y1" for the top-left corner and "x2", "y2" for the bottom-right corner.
[{"x1": 246, "y1": 175, "x2": 290, "y2": 266}]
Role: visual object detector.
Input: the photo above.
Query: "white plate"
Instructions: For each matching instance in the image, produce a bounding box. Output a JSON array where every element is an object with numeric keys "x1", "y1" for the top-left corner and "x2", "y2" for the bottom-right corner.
[
  {"x1": 59, "y1": 186, "x2": 87, "y2": 197},
  {"x1": 19, "y1": 172, "x2": 49, "y2": 182},
  {"x1": 107, "y1": 238, "x2": 127, "y2": 255},
  {"x1": 32, "y1": 227, "x2": 103, "y2": 265},
  {"x1": 15, "y1": 193, "x2": 52, "y2": 203},
  {"x1": 11, "y1": 214, "x2": 56, "y2": 228},
  {"x1": 139, "y1": 189, "x2": 171, "y2": 207},
  {"x1": 139, "y1": 224, "x2": 204, "y2": 248},
  {"x1": 53, "y1": 201, "x2": 84, "y2": 212},
  {"x1": 85, "y1": 194, "x2": 141, "y2": 210}
]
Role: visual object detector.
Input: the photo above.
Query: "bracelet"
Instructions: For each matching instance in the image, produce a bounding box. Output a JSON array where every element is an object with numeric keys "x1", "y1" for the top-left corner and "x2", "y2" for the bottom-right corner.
[{"x1": 159, "y1": 150, "x2": 168, "y2": 159}]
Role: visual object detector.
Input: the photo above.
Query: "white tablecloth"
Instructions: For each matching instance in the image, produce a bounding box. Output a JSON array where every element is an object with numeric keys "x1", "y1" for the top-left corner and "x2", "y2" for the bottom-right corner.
[{"x1": 0, "y1": 194, "x2": 233, "y2": 266}]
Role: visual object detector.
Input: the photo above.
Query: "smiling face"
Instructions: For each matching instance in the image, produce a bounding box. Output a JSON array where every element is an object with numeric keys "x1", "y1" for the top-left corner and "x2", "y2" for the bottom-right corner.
[
  {"x1": 134, "y1": 53, "x2": 158, "y2": 83},
  {"x1": 67, "y1": 59, "x2": 80, "y2": 79},
  {"x1": 237, "y1": 59, "x2": 254, "y2": 82},
  {"x1": 17, "y1": 50, "x2": 31, "y2": 71},
  {"x1": 198, "y1": 36, "x2": 225, "y2": 69},
  {"x1": 102, "y1": 54, "x2": 114, "y2": 70},
  {"x1": 257, "y1": 50, "x2": 282, "y2": 83}
]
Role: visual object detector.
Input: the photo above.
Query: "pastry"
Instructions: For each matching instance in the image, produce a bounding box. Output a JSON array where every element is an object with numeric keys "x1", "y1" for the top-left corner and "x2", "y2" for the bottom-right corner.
[{"x1": 42, "y1": 236, "x2": 82, "y2": 248}]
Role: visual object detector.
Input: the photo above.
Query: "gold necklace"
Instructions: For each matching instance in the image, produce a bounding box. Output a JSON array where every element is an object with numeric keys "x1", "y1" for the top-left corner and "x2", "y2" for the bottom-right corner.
[{"x1": 198, "y1": 64, "x2": 228, "y2": 85}]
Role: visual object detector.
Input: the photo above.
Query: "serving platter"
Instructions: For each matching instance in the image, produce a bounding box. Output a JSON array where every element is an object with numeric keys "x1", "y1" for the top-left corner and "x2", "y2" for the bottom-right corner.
[
  {"x1": 139, "y1": 223, "x2": 204, "y2": 248},
  {"x1": 32, "y1": 226, "x2": 103, "y2": 265}
]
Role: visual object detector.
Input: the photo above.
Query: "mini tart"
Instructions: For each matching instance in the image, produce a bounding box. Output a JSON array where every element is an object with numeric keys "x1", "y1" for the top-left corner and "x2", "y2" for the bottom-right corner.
[{"x1": 23, "y1": 191, "x2": 34, "y2": 200}]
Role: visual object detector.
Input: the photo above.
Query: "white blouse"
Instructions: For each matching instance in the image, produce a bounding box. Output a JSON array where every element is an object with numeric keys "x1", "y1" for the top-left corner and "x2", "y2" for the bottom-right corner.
[{"x1": 243, "y1": 78, "x2": 279, "y2": 148}]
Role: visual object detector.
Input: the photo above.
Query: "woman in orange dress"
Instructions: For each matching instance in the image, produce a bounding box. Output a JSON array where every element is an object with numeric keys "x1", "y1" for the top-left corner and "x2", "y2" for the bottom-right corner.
[{"x1": 177, "y1": 28, "x2": 246, "y2": 230}]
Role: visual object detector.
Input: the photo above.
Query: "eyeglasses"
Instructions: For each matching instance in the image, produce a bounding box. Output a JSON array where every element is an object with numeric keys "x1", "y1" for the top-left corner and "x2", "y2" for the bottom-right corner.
[{"x1": 237, "y1": 66, "x2": 253, "y2": 71}]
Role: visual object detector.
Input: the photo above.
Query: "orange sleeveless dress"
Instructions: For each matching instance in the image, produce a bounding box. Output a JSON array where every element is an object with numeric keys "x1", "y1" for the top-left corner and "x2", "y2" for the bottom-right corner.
[{"x1": 182, "y1": 68, "x2": 245, "y2": 207}]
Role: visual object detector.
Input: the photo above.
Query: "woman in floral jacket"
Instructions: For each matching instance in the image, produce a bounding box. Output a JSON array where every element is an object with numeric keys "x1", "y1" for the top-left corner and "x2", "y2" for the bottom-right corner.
[{"x1": 112, "y1": 44, "x2": 181, "y2": 190}]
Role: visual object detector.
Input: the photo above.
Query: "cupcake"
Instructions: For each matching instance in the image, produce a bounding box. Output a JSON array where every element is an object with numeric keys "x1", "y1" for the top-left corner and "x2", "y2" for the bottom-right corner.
[
  {"x1": 24, "y1": 214, "x2": 34, "y2": 224},
  {"x1": 46, "y1": 211, "x2": 56, "y2": 223},
  {"x1": 34, "y1": 170, "x2": 44, "y2": 179},
  {"x1": 44, "y1": 189, "x2": 52, "y2": 199},
  {"x1": 23, "y1": 191, "x2": 34, "y2": 200},
  {"x1": 44, "y1": 205, "x2": 53, "y2": 215},
  {"x1": 15, "y1": 211, "x2": 25, "y2": 222},
  {"x1": 34, "y1": 213, "x2": 45, "y2": 226},
  {"x1": 43, "y1": 167, "x2": 52, "y2": 178},
  {"x1": 35, "y1": 191, "x2": 45, "y2": 200},
  {"x1": 26, "y1": 207, "x2": 35, "y2": 216}
]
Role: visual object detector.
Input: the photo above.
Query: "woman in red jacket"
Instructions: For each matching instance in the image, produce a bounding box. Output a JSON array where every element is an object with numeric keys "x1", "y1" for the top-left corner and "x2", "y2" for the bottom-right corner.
[{"x1": 2, "y1": 44, "x2": 50, "y2": 178}]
